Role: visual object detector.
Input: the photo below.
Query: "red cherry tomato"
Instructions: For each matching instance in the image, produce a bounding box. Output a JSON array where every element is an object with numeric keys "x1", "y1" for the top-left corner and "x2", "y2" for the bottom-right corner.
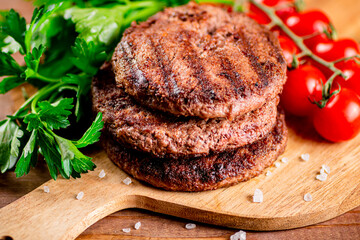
[
  {"x1": 248, "y1": 4, "x2": 271, "y2": 24},
  {"x1": 260, "y1": 0, "x2": 294, "y2": 6},
  {"x1": 313, "y1": 88, "x2": 360, "y2": 142},
  {"x1": 308, "y1": 38, "x2": 360, "y2": 62},
  {"x1": 281, "y1": 65, "x2": 324, "y2": 116},
  {"x1": 333, "y1": 60, "x2": 360, "y2": 96},
  {"x1": 279, "y1": 10, "x2": 331, "y2": 36},
  {"x1": 248, "y1": 1, "x2": 295, "y2": 24},
  {"x1": 278, "y1": 35, "x2": 298, "y2": 67}
]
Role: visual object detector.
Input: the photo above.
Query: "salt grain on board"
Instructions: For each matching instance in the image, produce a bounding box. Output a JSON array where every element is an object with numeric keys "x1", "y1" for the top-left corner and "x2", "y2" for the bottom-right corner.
[
  {"x1": 275, "y1": 162, "x2": 281, "y2": 168},
  {"x1": 98, "y1": 169, "x2": 106, "y2": 178},
  {"x1": 316, "y1": 173, "x2": 328, "y2": 182},
  {"x1": 281, "y1": 157, "x2": 288, "y2": 163},
  {"x1": 134, "y1": 221, "x2": 141, "y2": 230},
  {"x1": 122, "y1": 228, "x2": 131, "y2": 233},
  {"x1": 76, "y1": 191, "x2": 84, "y2": 200},
  {"x1": 304, "y1": 193, "x2": 312, "y2": 202},
  {"x1": 300, "y1": 153, "x2": 310, "y2": 161},
  {"x1": 266, "y1": 171, "x2": 272, "y2": 176},
  {"x1": 123, "y1": 177, "x2": 132, "y2": 185},
  {"x1": 321, "y1": 164, "x2": 330, "y2": 174},
  {"x1": 185, "y1": 223, "x2": 196, "y2": 230},
  {"x1": 253, "y1": 189, "x2": 263, "y2": 203},
  {"x1": 230, "y1": 230, "x2": 246, "y2": 240},
  {"x1": 43, "y1": 186, "x2": 50, "y2": 193}
]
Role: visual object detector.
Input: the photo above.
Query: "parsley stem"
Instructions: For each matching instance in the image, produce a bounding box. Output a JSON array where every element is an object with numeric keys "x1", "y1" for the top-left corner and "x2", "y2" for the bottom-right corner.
[
  {"x1": 31, "y1": 82, "x2": 65, "y2": 114},
  {"x1": 124, "y1": 4, "x2": 165, "y2": 26},
  {"x1": 32, "y1": 72, "x2": 62, "y2": 83}
]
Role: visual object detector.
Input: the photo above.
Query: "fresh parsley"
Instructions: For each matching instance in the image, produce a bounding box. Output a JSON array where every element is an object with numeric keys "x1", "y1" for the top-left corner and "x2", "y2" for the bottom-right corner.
[{"x1": 0, "y1": 0, "x2": 229, "y2": 180}]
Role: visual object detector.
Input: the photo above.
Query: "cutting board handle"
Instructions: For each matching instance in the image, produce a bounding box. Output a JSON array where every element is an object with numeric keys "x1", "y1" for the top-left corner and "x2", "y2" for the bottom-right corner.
[{"x1": 0, "y1": 169, "x2": 141, "y2": 240}]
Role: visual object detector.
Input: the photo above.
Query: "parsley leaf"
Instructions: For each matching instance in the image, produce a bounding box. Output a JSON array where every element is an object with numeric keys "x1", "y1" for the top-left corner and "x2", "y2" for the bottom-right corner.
[
  {"x1": 54, "y1": 135, "x2": 95, "y2": 178},
  {"x1": 63, "y1": 73, "x2": 92, "y2": 120},
  {"x1": 0, "y1": 52, "x2": 23, "y2": 76},
  {"x1": 24, "y1": 45, "x2": 46, "y2": 80},
  {"x1": 24, "y1": 113, "x2": 42, "y2": 131},
  {"x1": 0, "y1": 120, "x2": 24, "y2": 173},
  {"x1": 71, "y1": 38, "x2": 107, "y2": 75},
  {"x1": 74, "y1": 112, "x2": 103, "y2": 148},
  {"x1": 15, "y1": 130, "x2": 38, "y2": 177},
  {"x1": 0, "y1": 77, "x2": 25, "y2": 94},
  {"x1": 37, "y1": 129, "x2": 65, "y2": 180},
  {"x1": 65, "y1": 5, "x2": 126, "y2": 46},
  {"x1": 0, "y1": 9, "x2": 26, "y2": 53},
  {"x1": 0, "y1": 52, "x2": 25, "y2": 93},
  {"x1": 38, "y1": 98, "x2": 73, "y2": 130}
]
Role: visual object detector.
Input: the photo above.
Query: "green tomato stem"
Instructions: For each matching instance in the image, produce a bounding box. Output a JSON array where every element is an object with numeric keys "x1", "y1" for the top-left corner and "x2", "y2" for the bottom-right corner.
[{"x1": 249, "y1": 0, "x2": 346, "y2": 79}]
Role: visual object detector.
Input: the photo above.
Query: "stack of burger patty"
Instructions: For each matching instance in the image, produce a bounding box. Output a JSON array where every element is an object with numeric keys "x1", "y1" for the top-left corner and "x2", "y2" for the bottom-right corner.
[{"x1": 92, "y1": 2, "x2": 288, "y2": 191}]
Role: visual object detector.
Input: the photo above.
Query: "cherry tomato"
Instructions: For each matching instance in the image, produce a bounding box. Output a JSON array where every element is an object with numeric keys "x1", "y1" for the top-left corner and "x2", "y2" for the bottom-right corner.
[
  {"x1": 307, "y1": 38, "x2": 359, "y2": 62},
  {"x1": 248, "y1": 1, "x2": 295, "y2": 25},
  {"x1": 281, "y1": 65, "x2": 324, "y2": 116},
  {"x1": 248, "y1": 4, "x2": 271, "y2": 24},
  {"x1": 278, "y1": 35, "x2": 298, "y2": 67},
  {"x1": 333, "y1": 60, "x2": 360, "y2": 96},
  {"x1": 279, "y1": 10, "x2": 332, "y2": 36},
  {"x1": 313, "y1": 88, "x2": 360, "y2": 142},
  {"x1": 260, "y1": 0, "x2": 294, "y2": 6}
]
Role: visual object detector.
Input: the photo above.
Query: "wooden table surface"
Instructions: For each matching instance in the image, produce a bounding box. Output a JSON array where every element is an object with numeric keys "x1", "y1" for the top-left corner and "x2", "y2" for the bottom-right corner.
[{"x1": 1, "y1": 0, "x2": 360, "y2": 239}]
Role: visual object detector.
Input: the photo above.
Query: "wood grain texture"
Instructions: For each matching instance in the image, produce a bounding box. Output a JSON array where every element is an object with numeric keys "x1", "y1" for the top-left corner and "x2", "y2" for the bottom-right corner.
[{"x1": 1, "y1": 0, "x2": 360, "y2": 239}]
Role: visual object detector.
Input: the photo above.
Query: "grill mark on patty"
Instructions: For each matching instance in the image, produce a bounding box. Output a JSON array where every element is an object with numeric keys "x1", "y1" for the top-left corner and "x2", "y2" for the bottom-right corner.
[
  {"x1": 179, "y1": 30, "x2": 217, "y2": 102},
  {"x1": 234, "y1": 27, "x2": 270, "y2": 90},
  {"x1": 121, "y1": 41, "x2": 148, "y2": 90},
  {"x1": 148, "y1": 35, "x2": 181, "y2": 98},
  {"x1": 263, "y1": 30, "x2": 286, "y2": 66},
  {"x1": 218, "y1": 56, "x2": 246, "y2": 98}
]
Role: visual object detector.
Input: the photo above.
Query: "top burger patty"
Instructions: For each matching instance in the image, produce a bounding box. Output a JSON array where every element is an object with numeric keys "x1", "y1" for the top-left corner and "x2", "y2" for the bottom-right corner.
[{"x1": 112, "y1": 2, "x2": 286, "y2": 119}]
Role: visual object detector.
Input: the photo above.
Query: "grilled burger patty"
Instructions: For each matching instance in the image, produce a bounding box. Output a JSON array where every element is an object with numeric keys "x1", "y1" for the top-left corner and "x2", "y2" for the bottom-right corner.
[
  {"x1": 112, "y1": 2, "x2": 286, "y2": 119},
  {"x1": 102, "y1": 110, "x2": 287, "y2": 191},
  {"x1": 93, "y1": 63, "x2": 279, "y2": 159}
]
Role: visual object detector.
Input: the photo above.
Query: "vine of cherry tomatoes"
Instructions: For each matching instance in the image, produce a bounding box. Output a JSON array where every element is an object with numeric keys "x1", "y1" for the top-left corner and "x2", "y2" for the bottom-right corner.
[{"x1": 247, "y1": 0, "x2": 360, "y2": 142}]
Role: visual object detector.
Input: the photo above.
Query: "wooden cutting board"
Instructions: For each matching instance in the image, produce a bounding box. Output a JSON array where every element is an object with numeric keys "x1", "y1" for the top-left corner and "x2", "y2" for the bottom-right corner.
[
  {"x1": 1, "y1": 0, "x2": 360, "y2": 239},
  {"x1": 0, "y1": 115, "x2": 360, "y2": 240}
]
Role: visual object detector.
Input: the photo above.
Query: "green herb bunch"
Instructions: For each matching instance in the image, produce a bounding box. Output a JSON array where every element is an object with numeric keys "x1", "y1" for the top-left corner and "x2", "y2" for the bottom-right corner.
[{"x1": 0, "y1": 0, "x2": 232, "y2": 180}]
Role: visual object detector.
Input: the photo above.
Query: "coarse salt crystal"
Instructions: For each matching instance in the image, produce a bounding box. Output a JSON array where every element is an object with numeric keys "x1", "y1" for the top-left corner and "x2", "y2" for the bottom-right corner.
[
  {"x1": 230, "y1": 230, "x2": 246, "y2": 240},
  {"x1": 316, "y1": 173, "x2": 328, "y2": 182},
  {"x1": 98, "y1": 169, "x2": 106, "y2": 178},
  {"x1": 44, "y1": 186, "x2": 50, "y2": 193},
  {"x1": 253, "y1": 189, "x2": 263, "y2": 203},
  {"x1": 185, "y1": 223, "x2": 196, "y2": 230},
  {"x1": 275, "y1": 162, "x2": 281, "y2": 168},
  {"x1": 122, "y1": 228, "x2": 131, "y2": 233},
  {"x1": 304, "y1": 193, "x2": 312, "y2": 202},
  {"x1": 76, "y1": 191, "x2": 84, "y2": 200},
  {"x1": 321, "y1": 164, "x2": 330, "y2": 174},
  {"x1": 134, "y1": 221, "x2": 141, "y2": 230},
  {"x1": 281, "y1": 157, "x2": 288, "y2": 163},
  {"x1": 123, "y1": 177, "x2": 132, "y2": 185},
  {"x1": 300, "y1": 153, "x2": 310, "y2": 161},
  {"x1": 266, "y1": 171, "x2": 272, "y2": 176}
]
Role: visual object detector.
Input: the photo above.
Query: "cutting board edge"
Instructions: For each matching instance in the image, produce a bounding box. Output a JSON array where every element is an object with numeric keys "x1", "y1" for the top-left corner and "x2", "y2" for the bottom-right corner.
[{"x1": 131, "y1": 193, "x2": 360, "y2": 231}]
